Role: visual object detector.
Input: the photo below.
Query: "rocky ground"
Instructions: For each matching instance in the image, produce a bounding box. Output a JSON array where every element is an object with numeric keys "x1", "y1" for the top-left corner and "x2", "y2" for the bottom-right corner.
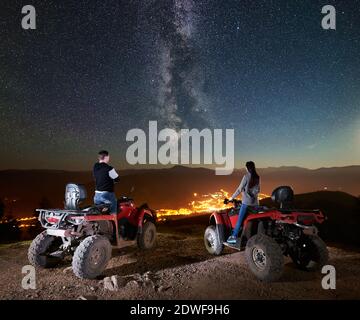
[{"x1": 0, "y1": 223, "x2": 360, "y2": 300}]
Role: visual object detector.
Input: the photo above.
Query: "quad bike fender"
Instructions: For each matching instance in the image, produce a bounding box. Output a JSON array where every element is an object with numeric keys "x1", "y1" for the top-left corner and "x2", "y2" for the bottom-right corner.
[
  {"x1": 209, "y1": 212, "x2": 227, "y2": 243},
  {"x1": 243, "y1": 209, "x2": 325, "y2": 226},
  {"x1": 209, "y1": 211, "x2": 225, "y2": 225},
  {"x1": 137, "y1": 208, "x2": 156, "y2": 233},
  {"x1": 243, "y1": 220, "x2": 254, "y2": 239}
]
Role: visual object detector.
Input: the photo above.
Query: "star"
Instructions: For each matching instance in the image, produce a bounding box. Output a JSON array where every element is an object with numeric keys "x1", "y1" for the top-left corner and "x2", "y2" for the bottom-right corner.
[{"x1": 0, "y1": 1, "x2": 358, "y2": 169}]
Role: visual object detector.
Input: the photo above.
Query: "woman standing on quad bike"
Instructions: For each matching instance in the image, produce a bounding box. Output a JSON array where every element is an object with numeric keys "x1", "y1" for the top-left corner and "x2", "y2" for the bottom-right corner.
[{"x1": 227, "y1": 161, "x2": 260, "y2": 244}]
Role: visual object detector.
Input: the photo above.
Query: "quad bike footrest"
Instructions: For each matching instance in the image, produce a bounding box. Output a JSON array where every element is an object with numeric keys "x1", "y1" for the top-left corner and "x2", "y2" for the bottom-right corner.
[
  {"x1": 49, "y1": 250, "x2": 65, "y2": 259},
  {"x1": 223, "y1": 240, "x2": 244, "y2": 251}
]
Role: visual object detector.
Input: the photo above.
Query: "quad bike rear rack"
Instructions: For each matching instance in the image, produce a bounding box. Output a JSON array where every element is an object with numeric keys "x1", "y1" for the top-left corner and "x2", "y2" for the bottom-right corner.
[{"x1": 36, "y1": 208, "x2": 122, "y2": 247}]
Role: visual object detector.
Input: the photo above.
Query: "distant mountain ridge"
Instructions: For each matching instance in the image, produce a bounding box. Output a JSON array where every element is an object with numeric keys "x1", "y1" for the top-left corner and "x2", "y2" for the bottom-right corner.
[
  {"x1": 0, "y1": 165, "x2": 359, "y2": 217},
  {"x1": 1, "y1": 164, "x2": 359, "y2": 174}
]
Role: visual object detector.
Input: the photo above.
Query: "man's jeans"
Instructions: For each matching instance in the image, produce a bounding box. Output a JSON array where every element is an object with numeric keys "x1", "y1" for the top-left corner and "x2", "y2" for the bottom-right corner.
[
  {"x1": 94, "y1": 191, "x2": 117, "y2": 213},
  {"x1": 232, "y1": 204, "x2": 248, "y2": 237}
]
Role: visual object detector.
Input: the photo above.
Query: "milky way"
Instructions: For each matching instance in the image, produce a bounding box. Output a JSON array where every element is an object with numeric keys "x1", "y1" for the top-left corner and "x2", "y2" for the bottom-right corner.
[
  {"x1": 0, "y1": 0, "x2": 359, "y2": 169},
  {"x1": 142, "y1": 0, "x2": 212, "y2": 130}
]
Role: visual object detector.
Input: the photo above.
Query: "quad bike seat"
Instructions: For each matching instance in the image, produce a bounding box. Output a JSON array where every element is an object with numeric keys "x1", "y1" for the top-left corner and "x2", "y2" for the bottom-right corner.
[
  {"x1": 228, "y1": 205, "x2": 269, "y2": 216},
  {"x1": 248, "y1": 206, "x2": 270, "y2": 214},
  {"x1": 271, "y1": 186, "x2": 294, "y2": 209},
  {"x1": 270, "y1": 186, "x2": 321, "y2": 214},
  {"x1": 118, "y1": 196, "x2": 133, "y2": 203},
  {"x1": 65, "y1": 183, "x2": 87, "y2": 210},
  {"x1": 64, "y1": 183, "x2": 112, "y2": 214},
  {"x1": 277, "y1": 208, "x2": 321, "y2": 214},
  {"x1": 82, "y1": 204, "x2": 111, "y2": 214},
  {"x1": 94, "y1": 204, "x2": 111, "y2": 213}
]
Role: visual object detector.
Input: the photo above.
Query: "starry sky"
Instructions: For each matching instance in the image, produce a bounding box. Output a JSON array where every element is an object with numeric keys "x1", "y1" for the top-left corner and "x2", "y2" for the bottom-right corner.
[{"x1": 0, "y1": 0, "x2": 360, "y2": 170}]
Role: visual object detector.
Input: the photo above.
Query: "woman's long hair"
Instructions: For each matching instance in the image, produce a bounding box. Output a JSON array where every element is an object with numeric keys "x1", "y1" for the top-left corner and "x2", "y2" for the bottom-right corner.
[{"x1": 246, "y1": 161, "x2": 259, "y2": 188}]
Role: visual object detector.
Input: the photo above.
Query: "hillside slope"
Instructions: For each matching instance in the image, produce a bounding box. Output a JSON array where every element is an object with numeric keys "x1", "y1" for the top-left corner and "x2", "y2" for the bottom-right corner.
[{"x1": 0, "y1": 232, "x2": 359, "y2": 300}]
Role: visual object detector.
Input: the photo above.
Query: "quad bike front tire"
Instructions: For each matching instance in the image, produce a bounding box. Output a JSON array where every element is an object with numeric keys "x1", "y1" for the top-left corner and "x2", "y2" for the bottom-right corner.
[
  {"x1": 28, "y1": 231, "x2": 63, "y2": 268},
  {"x1": 137, "y1": 221, "x2": 156, "y2": 250},
  {"x1": 204, "y1": 225, "x2": 224, "y2": 255},
  {"x1": 97, "y1": 220, "x2": 114, "y2": 241},
  {"x1": 291, "y1": 235, "x2": 329, "y2": 271},
  {"x1": 245, "y1": 234, "x2": 284, "y2": 282},
  {"x1": 72, "y1": 235, "x2": 112, "y2": 279}
]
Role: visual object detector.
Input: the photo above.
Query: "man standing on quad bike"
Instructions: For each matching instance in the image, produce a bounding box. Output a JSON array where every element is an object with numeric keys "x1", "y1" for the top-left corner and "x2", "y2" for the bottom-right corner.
[
  {"x1": 93, "y1": 150, "x2": 120, "y2": 213},
  {"x1": 227, "y1": 161, "x2": 260, "y2": 244}
]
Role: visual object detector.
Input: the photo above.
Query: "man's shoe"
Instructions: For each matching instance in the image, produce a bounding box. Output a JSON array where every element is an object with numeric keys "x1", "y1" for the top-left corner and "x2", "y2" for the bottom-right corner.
[{"x1": 226, "y1": 236, "x2": 237, "y2": 244}]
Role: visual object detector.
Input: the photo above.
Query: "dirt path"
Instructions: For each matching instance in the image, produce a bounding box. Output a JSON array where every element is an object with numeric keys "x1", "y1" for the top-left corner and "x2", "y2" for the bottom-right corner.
[{"x1": 0, "y1": 228, "x2": 359, "y2": 300}]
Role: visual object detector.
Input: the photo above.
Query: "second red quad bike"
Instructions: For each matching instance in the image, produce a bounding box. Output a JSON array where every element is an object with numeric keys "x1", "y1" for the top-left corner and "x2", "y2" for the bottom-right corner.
[
  {"x1": 204, "y1": 186, "x2": 329, "y2": 282},
  {"x1": 28, "y1": 183, "x2": 157, "y2": 279}
]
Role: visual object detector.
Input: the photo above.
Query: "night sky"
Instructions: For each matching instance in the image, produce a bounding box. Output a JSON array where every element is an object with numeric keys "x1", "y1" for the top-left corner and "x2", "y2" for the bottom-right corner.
[{"x1": 1, "y1": 0, "x2": 359, "y2": 170}]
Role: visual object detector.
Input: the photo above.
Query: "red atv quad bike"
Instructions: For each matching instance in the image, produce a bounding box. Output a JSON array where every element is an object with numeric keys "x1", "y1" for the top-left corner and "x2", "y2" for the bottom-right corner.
[
  {"x1": 28, "y1": 183, "x2": 157, "y2": 279},
  {"x1": 204, "y1": 186, "x2": 329, "y2": 282}
]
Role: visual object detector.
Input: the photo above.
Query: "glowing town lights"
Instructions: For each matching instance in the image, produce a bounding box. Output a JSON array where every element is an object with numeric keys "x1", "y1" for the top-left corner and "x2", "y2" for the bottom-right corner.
[
  {"x1": 0, "y1": 216, "x2": 37, "y2": 227},
  {"x1": 17, "y1": 217, "x2": 37, "y2": 222},
  {"x1": 18, "y1": 224, "x2": 37, "y2": 228},
  {"x1": 0, "y1": 192, "x2": 271, "y2": 224},
  {"x1": 156, "y1": 189, "x2": 270, "y2": 218}
]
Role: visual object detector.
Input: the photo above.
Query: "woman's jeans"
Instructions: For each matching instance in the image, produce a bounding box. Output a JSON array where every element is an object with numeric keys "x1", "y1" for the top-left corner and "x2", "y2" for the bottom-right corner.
[
  {"x1": 232, "y1": 204, "x2": 248, "y2": 237},
  {"x1": 94, "y1": 191, "x2": 117, "y2": 213}
]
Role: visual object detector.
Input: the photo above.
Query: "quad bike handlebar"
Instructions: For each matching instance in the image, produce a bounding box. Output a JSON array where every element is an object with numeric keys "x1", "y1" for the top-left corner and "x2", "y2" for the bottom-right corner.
[{"x1": 224, "y1": 198, "x2": 242, "y2": 206}]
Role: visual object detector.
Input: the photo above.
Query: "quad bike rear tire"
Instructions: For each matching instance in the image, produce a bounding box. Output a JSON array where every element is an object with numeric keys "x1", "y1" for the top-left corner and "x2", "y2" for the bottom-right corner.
[
  {"x1": 72, "y1": 235, "x2": 112, "y2": 279},
  {"x1": 290, "y1": 235, "x2": 329, "y2": 271},
  {"x1": 137, "y1": 221, "x2": 156, "y2": 250},
  {"x1": 245, "y1": 234, "x2": 284, "y2": 282},
  {"x1": 204, "y1": 225, "x2": 224, "y2": 255},
  {"x1": 28, "y1": 231, "x2": 62, "y2": 268}
]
